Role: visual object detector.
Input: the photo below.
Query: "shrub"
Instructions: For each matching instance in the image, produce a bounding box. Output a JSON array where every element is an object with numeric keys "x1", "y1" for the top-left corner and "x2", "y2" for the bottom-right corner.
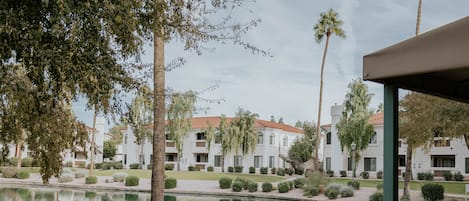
[
  {"x1": 286, "y1": 168, "x2": 294, "y2": 176},
  {"x1": 303, "y1": 171, "x2": 330, "y2": 193},
  {"x1": 65, "y1": 161, "x2": 73, "y2": 167},
  {"x1": 247, "y1": 180, "x2": 258, "y2": 192},
  {"x1": 417, "y1": 172, "x2": 434, "y2": 181},
  {"x1": 58, "y1": 174, "x2": 74, "y2": 183},
  {"x1": 400, "y1": 195, "x2": 410, "y2": 201},
  {"x1": 16, "y1": 169, "x2": 30, "y2": 179},
  {"x1": 377, "y1": 170, "x2": 383, "y2": 179},
  {"x1": 233, "y1": 177, "x2": 249, "y2": 190},
  {"x1": 454, "y1": 171, "x2": 464, "y2": 181},
  {"x1": 129, "y1": 163, "x2": 141, "y2": 169},
  {"x1": 326, "y1": 183, "x2": 343, "y2": 192},
  {"x1": 125, "y1": 176, "x2": 139, "y2": 186},
  {"x1": 276, "y1": 168, "x2": 285, "y2": 176},
  {"x1": 443, "y1": 171, "x2": 453, "y2": 181},
  {"x1": 101, "y1": 163, "x2": 111, "y2": 170},
  {"x1": 94, "y1": 163, "x2": 102, "y2": 169},
  {"x1": 340, "y1": 186, "x2": 354, "y2": 197},
  {"x1": 369, "y1": 191, "x2": 383, "y2": 201},
  {"x1": 361, "y1": 171, "x2": 369, "y2": 179},
  {"x1": 249, "y1": 166, "x2": 255, "y2": 174},
  {"x1": 218, "y1": 177, "x2": 232, "y2": 189},
  {"x1": 2, "y1": 167, "x2": 17, "y2": 178},
  {"x1": 79, "y1": 163, "x2": 86, "y2": 168},
  {"x1": 260, "y1": 167, "x2": 268, "y2": 174},
  {"x1": 234, "y1": 166, "x2": 243, "y2": 173},
  {"x1": 294, "y1": 177, "x2": 306, "y2": 188},
  {"x1": 262, "y1": 182, "x2": 273, "y2": 192},
  {"x1": 376, "y1": 182, "x2": 383, "y2": 190},
  {"x1": 147, "y1": 164, "x2": 153, "y2": 170},
  {"x1": 421, "y1": 183, "x2": 444, "y2": 201},
  {"x1": 326, "y1": 170, "x2": 334, "y2": 177},
  {"x1": 232, "y1": 181, "x2": 243, "y2": 192},
  {"x1": 326, "y1": 188, "x2": 339, "y2": 199},
  {"x1": 295, "y1": 167, "x2": 304, "y2": 175},
  {"x1": 165, "y1": 164, "x2": 174, "y2": 171},
  {"x1": 165, "y1": 177, "x2": 177, "y2": 189},
  {"x1": 85, "y1": 176, "x2": 97, "y2": 184},
  {"x1": 113, "y1": 162, "x2": 124, "y2": 169},
  {"x1": 112, "y1": 172, "x2": 128, "y2": 182},
  {"x1": 277, "y1": 182, "x2": 289, "y2": 193},
  {"x1": 21, "y1": 158, "x2": 33, "y2": 167},
  {"x1": 303, "y1": 186, "x2": 319, "y2": 197},
  {"x1": 347, "y1": 180, "x2": 360, "y2": 190},
  {"x1": 188, "y1": 166, "x2": 194, "y2": 171},
  {"x1": 288, "y1": 180, "x2": 294, "y2": 190},
  {"x1": 207, "y1": 166, "x2": 214, "y2": 172},
  {"x1": 74, "y1": 172, "x2": 85, "y2": 178},
  {"x1": 340, "y1": 170, "x2": 347, "y2": 177},
  {"x1": 271, "y1": 168, "x2": 276, "y2": 174},
  {"x1": 228, "y1": 166, "x2": 234, "y2": 173}
]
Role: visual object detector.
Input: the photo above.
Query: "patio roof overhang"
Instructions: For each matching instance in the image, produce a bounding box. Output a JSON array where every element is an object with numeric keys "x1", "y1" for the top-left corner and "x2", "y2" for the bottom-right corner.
[{"x1": 363, "y1": 16, "x2": 469, "y2": 103}]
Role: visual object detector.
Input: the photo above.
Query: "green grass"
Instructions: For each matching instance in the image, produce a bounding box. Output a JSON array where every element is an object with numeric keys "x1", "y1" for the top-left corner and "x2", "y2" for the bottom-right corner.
[
  {"x1": 94, "y1": 170, "x2": 285, "y2": 183},
  {"x1": 331, "y1": 178, "x2": 468, "y2": 195}
]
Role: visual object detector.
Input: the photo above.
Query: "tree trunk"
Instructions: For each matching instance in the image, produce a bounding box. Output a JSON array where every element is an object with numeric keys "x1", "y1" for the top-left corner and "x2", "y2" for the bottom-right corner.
[
  {"x1": 221, "y1": 155, "x2": 225, "y2": 173},
  {"x1": 403, "y1": 145, "x2": 413, "y2": 198},
  {"x1": 16, "y1": 140, "x2": 23, "y2": 168},
  {"x1": 151, "y1": 21, "x2": 166, "y2": 201},
  {"x1": 416, "y1": 0, "x2": 423, "y2": 35},
  {"x1": 314, "y1": 35, "x2": 331, "y2": 171},
  {"x1": 89, "y1": 110, "x2": 97, "y2": 176},
  {"x1": 140, "y1": 142, "x2": 145, "y2": 169},
  {"x1": 177, "y1": 154, "x2": 181, "y2": 171}
]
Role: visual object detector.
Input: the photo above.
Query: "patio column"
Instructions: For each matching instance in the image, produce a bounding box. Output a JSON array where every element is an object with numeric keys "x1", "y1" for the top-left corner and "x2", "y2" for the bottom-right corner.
[{"x1": 383, "y1": 84, "x2": 398, "y2": 201}]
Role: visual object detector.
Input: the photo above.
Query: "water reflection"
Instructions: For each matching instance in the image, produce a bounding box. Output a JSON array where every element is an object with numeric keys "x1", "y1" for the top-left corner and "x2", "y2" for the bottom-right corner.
[{"x1": 0, "y1": 187, "x2": 276, "y2": 201}]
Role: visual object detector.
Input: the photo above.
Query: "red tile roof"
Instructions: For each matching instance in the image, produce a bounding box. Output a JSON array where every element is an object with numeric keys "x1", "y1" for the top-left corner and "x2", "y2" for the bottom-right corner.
[{"x1": 369, "y1": 112, "x2": 384, "y2": 125}]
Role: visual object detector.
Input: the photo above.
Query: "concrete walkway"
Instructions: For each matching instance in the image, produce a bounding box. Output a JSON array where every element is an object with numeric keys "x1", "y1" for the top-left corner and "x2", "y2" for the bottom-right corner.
[{"x1": 0, "y1": 173, "x2": 466, "y2": 201}]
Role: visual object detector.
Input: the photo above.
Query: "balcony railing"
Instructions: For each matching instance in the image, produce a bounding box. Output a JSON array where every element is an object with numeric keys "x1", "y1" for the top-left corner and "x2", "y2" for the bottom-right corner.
[
  {"x1": 195, "y1": 141, "x2": 206, "y2": 147},
  {"x1": 166, "y1": 141, "x2": 175, "y2": 147}
]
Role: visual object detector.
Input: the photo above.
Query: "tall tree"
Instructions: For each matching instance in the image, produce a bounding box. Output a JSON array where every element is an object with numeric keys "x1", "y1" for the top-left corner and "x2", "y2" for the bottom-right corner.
[
  {"x1": 278, "y1": 117, "x2": 284, "y2": 124},
  {"x1": 126, "y1": 86, "x2": 153, "y2": 169},
  {"x1": 230, "y1": 108, "x2": 259, "y2": 157},
  {"x1": 285, "y1": 121, "x2": 316, "y2": 171},
  {"x1": 313, "y1": 9, "x2": 346, "y2": 171},
  {"x1": 167, "y1": 91, "x2": 197, "y2": 171},
  {"x1": 336, "y1": 79, "x2": 374, "y2": 178},
  {"x1": 103, "y1": 141, "x2": 117, "y2": 159},
  {"x1": 204, "y1": 115, "x2": 231, "y2": 172},
  {"x1": 108, "y1": 124, "x2": 126, "y2": 144},
  {"x1": 143, "y1": 2, "x2": 267, "y2": 199}
]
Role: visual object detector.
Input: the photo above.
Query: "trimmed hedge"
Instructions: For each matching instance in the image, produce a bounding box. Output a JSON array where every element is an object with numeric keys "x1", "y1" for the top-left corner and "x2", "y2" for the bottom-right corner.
[
  {"x1": 85, "y1": 176, "x2": 97, "y2": 184},
  {"x1": 421, "y1": 183, "x2": 444, "y2": 201},
  {"x1": 277, "y1": 182, "x2": 289, "y2": 193},
  {"x1": 326, "y1": 170, "x2": 334, "y2": 177},
  {"x1": 2, "y1": 167, "x2": 17, "y2": 178},
  {"x1": 325, "y1": 188, "x2": 339, "y2": 199},
  {"x1": 361, "y1": 171, "x2": 369, "y2": 179},
  {"x1": 228, "y1": 166, "x2": 234, "y2": 173},
  {"x1": 286, "y1": 168, "x2": 294, "y2": 176},
  {"x1": 260, "y1": 167, "x2": 268, "y2": 174},
  {"x1": 276, "y1": 168, "x2": 285, "y2": 176},
  {"x1": 454, "y1": 171, "x2": 464, "y2": 181},
  {"x1": 125, "y1": 176, "x2": 139, "y2": 186},
  {"x1": 271, "y1": 168, "x2": 276, "y2": 174},
  {"x1": 340, "y1": 170, "x2": 347, "y2": 177},
  {"x1": 165, "y1": 177, "x2": 177, "y2": 189},
  {"x1": 129, "y1": 163, "x2": 141, "y2": 169},
  {"x1": 295, "y1": 167, "x2": 304, "y2": 175},
  {"x1": 247, "y1": 180, "x2": 258, "y2": 192},
  {"x1": 340, "y1": 186, "x2": 354, "y2": 197},
  {"x1": 232, "y1": 181, "x2": 243, "y2": 192},
  {"x1": 443, "y1": 171, "x2": 453, "y2": 181},
  {"x1": 347, "y1": 180, "x2": 360, "y2": 190},
  {"x1": 262, "y1": 182, "x2": 273, "y2": 192},
  {"x1": 233, "y1": 177, "x2": 249, "y2": 190},
  {"x1": 234, "y1": 166, "x2": 243, "y2": 173},
  {"x1": 113, "y1": 172, "x2": 128, "y2": 182},
  {"x1": 303, "y1": 186, "x2": 319, "y2": 197},
  {"x1": 377, "y1": 170, "x2": 383, "y2": 179},
  {"x1": 219, "y1": 177, "x2": 232, "y2": 189},
  {"x1": 21, "y1": 158, "x2": 33, "y2": 167},
  {"x1": 165, "y1": 164, "x2": 174, "y2": 170},
  {"x1": 58, "y1": 174, "x2": 74, "y2": 183},
  {"x1": 369, "y1": 191, "x2": 383, "y2": 201},
  {"x1": 207, "y1": 166, "x2": 214, "y2": 172},
  {"x1": 249, "y1": 166, "x2": 255, "y2": 174},
  {"x1": 294, "y1": 177, "x2": 306, "y2": 188},
  {"x1": 417, "y1": 172, "x2": 434, "y2": 181},
  {"x1": 16, "y1": 169, "x2": 30, "y2": 179}
]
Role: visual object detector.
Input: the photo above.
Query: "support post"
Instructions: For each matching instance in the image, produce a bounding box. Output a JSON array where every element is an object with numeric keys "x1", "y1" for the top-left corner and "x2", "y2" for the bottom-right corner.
[{"x1": 384, "y1": 84, "x2": 398, "y2": 201}]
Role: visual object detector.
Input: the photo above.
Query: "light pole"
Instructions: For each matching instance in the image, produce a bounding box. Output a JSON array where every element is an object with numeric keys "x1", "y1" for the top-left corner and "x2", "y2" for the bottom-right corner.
[{"x1": 351, "y1": 142, "x2": 356, "y2": 179}]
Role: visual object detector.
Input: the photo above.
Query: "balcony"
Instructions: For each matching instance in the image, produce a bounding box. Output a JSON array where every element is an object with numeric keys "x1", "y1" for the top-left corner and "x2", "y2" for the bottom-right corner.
[
  {"x1": 166, "y1": 141, "x2": 175, "y2": 147},
  {"x1": 195, "y1": 141, "x2": 206, "y2": 147}
]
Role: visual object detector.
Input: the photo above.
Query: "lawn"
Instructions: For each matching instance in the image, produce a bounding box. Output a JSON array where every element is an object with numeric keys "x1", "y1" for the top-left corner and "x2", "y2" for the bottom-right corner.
[
  {"x1": 93, "y1": 170, "x2": 286, "y2": 183},
  {"x1": 331, "y1": 178, "x2": 468, "y2": 195}
]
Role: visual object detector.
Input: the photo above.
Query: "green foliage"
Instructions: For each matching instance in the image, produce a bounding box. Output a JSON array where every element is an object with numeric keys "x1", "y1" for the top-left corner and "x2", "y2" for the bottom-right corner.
[
  {"x1": 303, "y1": 186, "x2": 319, "y2": 197},
  {"x1": 337, "y1": 79, "x2": 374, "y2": 178},
  {"x1": 130, "y1": 163, "x2": 141, "y2": 169},
  {"x1": 260, "y1": 167, "x2": 268, "y2": 174},
  {"x1": 421, "y1": 183, "x2": 444, "y2": 201},
  {"x1": 443, "y1": 171, "x2": 453, "y2": 181},
  {"x1": 376, "y1": 182, "x2": 383, "y2": 190},
  {"x1": 165, "y1": 164, "x2": 174, "y2": 170},
  {"x1": 249, "y1": 166, "x2": 255, "y2": 174},
  {"x1": 85, "y1": 176, "x2": 98, "y2": 184},
  {"x1": 377, "y1": 170, "x2": 383, "y2": 179},
  {"x1": 326, "y1": 170, "x2": 334, "y2": 177},
  {"x1": 228, "y1": 166, "x2": 234, "y2": 173},
  {"x1": 206, "y1": 166, "x2": 214, "y2": 172},
  {"x1": 454, "y1": 171, "x2": 464, "y2": 181},
  {"x1": 74, "y1": 172, "x2": 85, "y2": 179},
  {"x1": 229, "y1": 109, "x2": 259, "y2": 156},
  {"x1": 108, "y1": 124, "x2": 125, "y2": 144},
  {"x1": 103, "y1": 141, "x2": 117, "y2": 159},
  {"x1": 113, "y1": 172, "x2": 128, "y2": 182},
  {"x1": 164, "y1": 177, "x2": 177, "y2": 189},
  {"x1": 58, "y1": 174, "x2": 74, "y2": 183},
  {"x1": 294, "y1": 177, "x2": 306, "y2": 188},
  {"x1": 369, "y1": 191, "x2": 384, "y2": 201},
  {"x1": 340, "y1": 170, "x2": 347, "y2": 177},
  {"x1": 234, "y1": 166, "x2": 243, "y2": 173},
  {"x1": 16, "y1": 169, "x2": 30, "y2": 179},
  {"x1": 304, "y1": 172, "x2": 330, "y2": 190},
  {"x1": 21, "y1": 158, "x2": 33, "y2": 167},
  {"x1": 417, "y1": 172, "x2": 434, "y2": 181},
  {"x1": 295, "y1": 167, "x2": 304, "y2": 175},
  {"x1": 233, "y1": 177, "x2": 250, "y2": 190},
  {"x1": 288, "y1": 180, "x2": 294, "y2": 190},
  {"x1": 125, "y1": 176, "x2": 139, "y2": 186},
  {"x1": 287, "y1": 123, "x2": 316, "y2": 170},
  {"x1": 276, "y1": 168, "x2": 285, "y2": 176},
  {"x1": 219, "y1": 177, "x2": 232, "y2": 189},
  {"x1": 325, "y1": 188, "x2": 339, "y2": 199},
  {"x1": 286, "y1": 168, "x2": 294, "y2": 176},
  {"x1": 277, "y1": 182, "x2": 290, "y2": 193},
  {"x1": 340, "y1": 186, "x2": 354, "y2": 197},
  {"x1": 313, "y1": 9, "x2": 346, "y2": 43},
  {"x1": 347, "y1": 180, "x2": 360, "y2": 190},
  {"x1": 361, "y1": 171, "x2": 369, "y2": 179},
  {"x1": 2, "y1": 167, "x2": 17, "y2": 178},
  {"x1": 271, "y1": 168, "x2": 276, "y2": 174},
  {"x1": 232, "y1": 181, "x2": 243, "y2": 192},
  {"x1": 247, "y1": 180, "x2": 258, "y2": 192},
  {"x1": 262, "y1": 182, "x2": 273, "y2": 192}
]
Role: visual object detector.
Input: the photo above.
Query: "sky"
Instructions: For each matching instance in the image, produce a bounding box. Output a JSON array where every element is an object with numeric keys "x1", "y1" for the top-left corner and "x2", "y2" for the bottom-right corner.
[{"x1": 72, "y1": 0, "x2": 469, "y2": 132}]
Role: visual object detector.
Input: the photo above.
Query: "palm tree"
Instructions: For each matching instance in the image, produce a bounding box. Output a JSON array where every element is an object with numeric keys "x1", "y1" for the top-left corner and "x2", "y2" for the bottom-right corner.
[{"x1": 313, "y1": 9, "x2": 346, "y2": 171}]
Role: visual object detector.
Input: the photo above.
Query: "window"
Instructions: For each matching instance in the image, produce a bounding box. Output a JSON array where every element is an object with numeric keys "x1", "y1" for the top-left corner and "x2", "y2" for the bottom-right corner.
[
  {"x1": 325, "y1": 157, "x2": 331, "y2": 171},
  {"x1": 399, "y1": 155, "x2": 406, "y2": 167},
  {"x1": 124, "y1": 134, "x2": 128, "y2": 144},
  {"x1": 234, "y1": 155, "x2": 242, "y2": 166},
  {"x1": 214, "y1": 134, "x2": 221, "y2": 144},
  {"x1": 369, "y1": 132, "x2": 377, "y2": 144},
  {"x1": 214, "y1": 155, "x2": 222, "y2": 167},
  {"x1": 432, "y1": 155, "x2": 455, "y2": 167},
  {"x1": 196, "y1": 153, "x2": 208, "y2": 163},
  {"x1": 254, "y1": 156, "x2": 263, "y2": 168},
  {"x1": 466, "y1": 158, "x2": 469, "y2": 173},
  {"x1": 347, "y1": 157, "x2": 352, "y2": 171},
  {"x1": 283, "y1": 137, "x2": 288, "y2": 146},
  {"x1": 434, "y1": 139, "x2": 450, "y2": 147},
  {"x1": 165, "y1": 153, "x2": 177, "y2": 162},
  {"x1": 140, "y1": 154, "x2": 145, "y2": 165},
  {"x1": 165, "y1": 133, "x2": 171, "y2": 140},
  {"x1": 364, "y1": 158, "x2": 377, "y2": 171},
  {"x1": 150, "y1": 154, "x2": 153, "y2": 165},
  {"x1": 269, "y1": 135, "x2": 275, "y2": 145},
  {"x1": 257, "y1": 133, "x2": 264, "y2": 144},
  {"x1": 196, "y1": 132, "x2": 206, "y2": 140},
  {"x1": 269, "y1": 156, "x2": 275, "y2": 168},
  {"x1": 326, "y1": 132, "x2": 331, "y2": 144},
  {"x1": 124, "y1": 154, "x2": 127, "y2": 165}
]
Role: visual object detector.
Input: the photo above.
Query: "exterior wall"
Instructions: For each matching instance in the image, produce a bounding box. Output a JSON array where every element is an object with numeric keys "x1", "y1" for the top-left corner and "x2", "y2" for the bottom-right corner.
[{"x1": 122, "y1": 126, "x2": 303, "y2": 172}]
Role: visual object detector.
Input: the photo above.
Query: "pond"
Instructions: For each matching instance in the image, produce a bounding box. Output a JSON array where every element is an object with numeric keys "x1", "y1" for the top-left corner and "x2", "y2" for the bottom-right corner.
[{"x1": 0, "y1": 187, "x2": 286, "y2": 201}]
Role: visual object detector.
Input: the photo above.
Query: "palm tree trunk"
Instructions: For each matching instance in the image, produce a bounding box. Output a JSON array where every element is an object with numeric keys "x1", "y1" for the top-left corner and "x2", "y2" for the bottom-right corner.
[
  {"x1": 89, "y1": 110, "x2": 97, "y2": 176},
  {"x1": 403, "y1": 145, "x2": 413, "y2": 198},
  {"x1": 416, "y1": 0, "x2": 423, "y2": 35},
  {"x1": 314, "y1": 35, "x2": 331, "y2": 171},
  {"x1": 151, "y1": 19, "x2": 166, "y2": 201}
]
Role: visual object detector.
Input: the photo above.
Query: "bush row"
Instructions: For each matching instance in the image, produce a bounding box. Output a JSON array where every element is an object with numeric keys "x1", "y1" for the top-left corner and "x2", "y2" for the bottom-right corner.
[{"x1": 1, "y1": 168, "x2": 30, "y2": 179}]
